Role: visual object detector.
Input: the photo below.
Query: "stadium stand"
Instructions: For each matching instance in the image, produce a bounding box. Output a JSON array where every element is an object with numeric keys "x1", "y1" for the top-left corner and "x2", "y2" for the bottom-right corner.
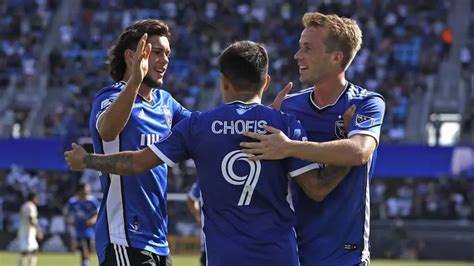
[{"x1": 0, "y1": 0, "x2": 473, "y2": 262}]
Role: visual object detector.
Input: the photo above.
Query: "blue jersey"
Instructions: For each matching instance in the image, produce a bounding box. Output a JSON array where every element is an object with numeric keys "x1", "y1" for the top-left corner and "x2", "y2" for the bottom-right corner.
[
  {"x1": 281, "y1": 83, "x2": 385, "y2": 266},
  {"x1": 89, "y1": 81, "x2": 190, "y2": 263},
  {"x1": 150, "y1": 102, "x2": 319, "y2": 266},
  {"x1": 66, "y1": 195, "x2": 100, "y2": 239}
]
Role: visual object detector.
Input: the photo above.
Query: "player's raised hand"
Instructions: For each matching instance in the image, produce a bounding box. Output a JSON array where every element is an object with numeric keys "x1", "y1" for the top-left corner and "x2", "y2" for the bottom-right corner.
[
  {"x1": 270, "y1": 82, "x2": 293, "y2": 110},
  {"x1": 130, "y1": 33, "x2": 152, "y2": 83},
  {"x1": 343, "y1": 104, "x2": 356, "y2": 136},
  {"x1": 64, "y1": 143, "x2": 87, "y2": 171},
  {"x1": 240, "y1": 125, "x2": 292, "y2": 160}
]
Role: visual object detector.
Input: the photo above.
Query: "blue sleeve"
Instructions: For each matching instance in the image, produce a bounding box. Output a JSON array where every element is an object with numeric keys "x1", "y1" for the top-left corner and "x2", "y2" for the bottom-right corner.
[
  {"x1": 149, "y1": 115, "x2": 194, "y2": 167},
  {"x1": 188, "y1": 182, "x2": 201, "y2": 200},
  {"x1": 169, "y1": 95, "x2": 192, "y2": 126},
  {"x1": 90, "y1": 89, "x2": 121, "y2": 130},
  {"x1": 282, "y1": 114, "x2": 320, "y2": 177},
  {"x1": 348, "y1": 95, "x2": 385, "y2": 145}
]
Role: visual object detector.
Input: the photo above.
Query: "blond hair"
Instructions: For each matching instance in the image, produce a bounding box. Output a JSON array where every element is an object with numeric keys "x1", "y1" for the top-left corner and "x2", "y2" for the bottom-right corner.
[{"x1": 302, "y1": 12, "x2": 362, "y2": 70}]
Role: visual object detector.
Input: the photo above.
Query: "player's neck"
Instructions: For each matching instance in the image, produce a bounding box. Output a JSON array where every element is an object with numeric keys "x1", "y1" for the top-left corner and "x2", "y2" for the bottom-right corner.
[
  {"x1": 312, "y1": 74, "x2": 347, "y2": 107},
  {"x1": 138, "y1": 85, "x2": 153, "y2": 102},
  {"x1": 225, "y1": 93, "x2": 261, "y2": 104}
]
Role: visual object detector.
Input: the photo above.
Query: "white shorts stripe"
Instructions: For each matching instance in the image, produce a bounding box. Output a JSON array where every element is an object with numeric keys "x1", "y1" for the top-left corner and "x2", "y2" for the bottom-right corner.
[
  {"x1": 121, "y1": 245, "x2": 130, "y2": 266},
  {"x1": 103, "y1": 137, "x2": 129, "y2": 247},
  {"x1": 113, "y1": 244, "x2": 121, "y2": 266}
]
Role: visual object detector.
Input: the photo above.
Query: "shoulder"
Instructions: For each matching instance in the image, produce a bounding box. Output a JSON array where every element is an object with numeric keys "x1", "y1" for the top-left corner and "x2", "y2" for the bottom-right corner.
[
  {"x1": 346, "y1": 83, "x2": 385, "y2": 102},
  {"x1": 67, "y1": 196, "x2": 78, "y2": 205},
  {"x1": 282, "y1": 87, "x2": 313, "y2": 103},
  {"x1": 95, "y1": 81, "x2": 124, "y2": 97},
  {"x1": 85, "y1": 195, "x2": 97, "y2": 202},
  {"x1": 93, "y1": 81, "x2": 125, "y2": 101}
]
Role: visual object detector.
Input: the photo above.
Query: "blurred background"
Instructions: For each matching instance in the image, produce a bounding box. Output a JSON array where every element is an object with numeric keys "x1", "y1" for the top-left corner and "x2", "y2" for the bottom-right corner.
[{"x1": 0, "y1": 0, "x2": 473, "y2": 264}]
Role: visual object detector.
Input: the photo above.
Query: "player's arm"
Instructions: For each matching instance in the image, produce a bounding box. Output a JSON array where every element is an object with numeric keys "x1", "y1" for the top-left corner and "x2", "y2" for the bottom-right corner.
[
  {"x1": 186, "y1": 196, "x2": 201, "y2": 225},
  {"x1": 64, "y1": 143, "x2": 163, "y2": 176},
  {"x1": 85, "y1": 211, "x2": 98, "y2": 227},
  {"x1": 97, "y1": 34, "x2": 151, "y2": 141},
  {"x1": 242, "y1": 97, "x2": 384, "y2": 166},
  {"x1": 267, "y1": 134, "x2": 376, "y2": 166},
  {"x1": 294, "y1": 165, "x2": 351, "y2": 202}
]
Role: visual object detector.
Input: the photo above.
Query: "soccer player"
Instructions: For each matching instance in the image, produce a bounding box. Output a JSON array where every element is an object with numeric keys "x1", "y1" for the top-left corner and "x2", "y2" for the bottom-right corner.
[
  {"x1": 17, "y1": 193, "x2": 42, "y2": 266},
  {"x1": 186, "y1": 182, "x2": 206, "y2": 266},
  {"x1": 65, "y1": 183, "x2": 100, "y2": 266},
  {"x1": 90, "y1": 19, "x2": 190, "y2": 265},
  {"x1": 65, "y1": 40, "x2": 351, "y2": 266},
  {"x1": 241, "y1": 13, "x2": 386, "y2": 266}
]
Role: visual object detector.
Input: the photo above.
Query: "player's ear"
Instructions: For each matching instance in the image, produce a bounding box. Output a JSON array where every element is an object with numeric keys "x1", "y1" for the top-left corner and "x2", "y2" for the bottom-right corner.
[
  {"x1": 220, "y1": 74, "x2": 230, "y2": 91},
  {"x1": 262, "y1": 74, "x2": 271, "y2": 92},
  {"x1": 332, "y1": 51, "x2": 343, "y2": 68},
  {"x1": 124, "y1": 49, "x2": 134, "y2": 66}
]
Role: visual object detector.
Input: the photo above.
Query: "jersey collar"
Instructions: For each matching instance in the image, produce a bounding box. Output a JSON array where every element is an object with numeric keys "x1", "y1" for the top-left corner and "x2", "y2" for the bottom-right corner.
[{"x1": 309, "y1": 82, "x2": 350, "y2": 111}]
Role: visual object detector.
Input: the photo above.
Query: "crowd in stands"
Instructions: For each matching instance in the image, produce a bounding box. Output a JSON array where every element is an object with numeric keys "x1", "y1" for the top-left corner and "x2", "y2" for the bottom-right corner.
[
  {"x1": 460, "y1": 0, "x2": 474, "y2": 143},
  {"x1": 0, "y1": 0, "x2": 57, "y2": 138},
  {"x1": 36, "y1": 0, "x2": 452, "y2": 144}
]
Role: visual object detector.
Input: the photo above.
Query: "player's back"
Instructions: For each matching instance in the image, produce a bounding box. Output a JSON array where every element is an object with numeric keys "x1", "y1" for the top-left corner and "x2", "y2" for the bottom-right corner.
[
  {"x1": 151, "y1": 102, "x2": 317, "y2": 266},
  {"x1": 281, "y1": 84, "x2": 385, "y2": 265}
]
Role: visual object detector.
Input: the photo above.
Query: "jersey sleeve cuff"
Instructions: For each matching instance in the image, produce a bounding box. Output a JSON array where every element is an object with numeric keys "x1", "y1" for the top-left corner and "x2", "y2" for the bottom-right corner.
[
  {"x1": 148, "y1": 144, "x2": 178, "y2": 167},
  {"x1": 348, "y1": 130, "x2": 380, "y2": 146},
  {"x1": 95, "y1": 110, "x2": 107, "y2": 131},
  {"x1": 288, "y1": 163, "x2": 320, "y2": 177}
]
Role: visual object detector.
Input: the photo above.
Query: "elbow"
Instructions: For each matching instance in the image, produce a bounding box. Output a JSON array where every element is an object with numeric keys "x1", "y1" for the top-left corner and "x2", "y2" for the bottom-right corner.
[
  {"x1": 98, "y1": 128, "x2": 118, "y2": 142},
  {"x1": 307, "y1": 189, "x2": 328, "y2": 202},
  {"x1": 349, "y1": 150, "x2": 371, "y2": 166}
]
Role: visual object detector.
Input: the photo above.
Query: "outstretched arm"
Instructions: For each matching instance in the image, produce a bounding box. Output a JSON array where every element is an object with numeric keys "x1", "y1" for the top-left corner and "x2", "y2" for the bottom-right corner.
[
  {"x1": 64, "y1": 143, "x2": 162, "y2": 176},
  {"x1": 242, "y1": 130, "x2": 376, "y2": 166},
  {"x1": 97, "y1": 34, "x2": 152, "y2": 141},
  {"x1": 294, "y1": 164, "x2": 351, "y2": 202}
]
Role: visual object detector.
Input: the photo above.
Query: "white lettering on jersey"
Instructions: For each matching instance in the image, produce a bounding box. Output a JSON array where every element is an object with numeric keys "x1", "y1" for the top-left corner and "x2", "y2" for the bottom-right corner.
[
  {"x1": 140, "y1": 134, "x2": 160, "y2": 146},
  {"x1": 221, "y1": 150, "x2": 261, "y2": 206},
  {"x1": 211, "y1": 120, "x2": 267, "y2": 135}
]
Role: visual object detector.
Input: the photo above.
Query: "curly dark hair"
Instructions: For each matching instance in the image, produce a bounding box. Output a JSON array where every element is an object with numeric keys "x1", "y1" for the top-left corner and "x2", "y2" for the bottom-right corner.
[{"x1": 107, "y1": 19, "x2": 171, "y2": 82}]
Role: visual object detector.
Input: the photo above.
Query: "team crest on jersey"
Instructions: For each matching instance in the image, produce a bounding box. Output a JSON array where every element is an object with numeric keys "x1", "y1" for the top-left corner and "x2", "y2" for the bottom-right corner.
[
  {"x1": 356, "y1": 114, "x2": 376, "y2": 128},
  {"x1": 163, "y1": 107, "x2": 172, "y2": 128},
  {"x1": 335, "y1": 120, "x2": 346, "y2": 139}
]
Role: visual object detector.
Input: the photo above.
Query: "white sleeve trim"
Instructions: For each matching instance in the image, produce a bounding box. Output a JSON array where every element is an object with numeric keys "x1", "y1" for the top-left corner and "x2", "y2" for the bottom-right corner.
[
  {"x1": 348, "y1": 130, "x2": 380, "y2": 146},
  {"x1": 288, "y1": 163, "x2": 320, "y2": 177},
  {"x1": 95, "y1": 110, "x2": 107, "y2": 131},
  {"x1": 148, "y1": 144, "x2": 178, "y2": 167}
]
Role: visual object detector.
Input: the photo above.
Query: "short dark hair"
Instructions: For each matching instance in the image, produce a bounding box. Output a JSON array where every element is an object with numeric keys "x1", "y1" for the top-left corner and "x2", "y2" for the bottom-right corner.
[
  {"x1": 107, "y1": 19, "x2": 171, "y2": 82},
  {"x1": 27, "y1": 192, "x2": 37, "y2": 202},
  {"x1": 218, "y1": 40, "x2": 268, "y2": 92}
]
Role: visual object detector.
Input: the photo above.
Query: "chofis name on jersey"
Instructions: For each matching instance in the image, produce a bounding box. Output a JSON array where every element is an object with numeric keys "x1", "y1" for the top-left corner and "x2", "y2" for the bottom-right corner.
[{"x1": 211, "y1": 120, "x2": 267, "y2": 135}]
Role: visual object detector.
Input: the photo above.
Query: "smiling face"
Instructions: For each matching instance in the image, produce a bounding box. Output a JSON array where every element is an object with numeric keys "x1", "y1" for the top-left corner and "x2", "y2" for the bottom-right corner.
[
  {"x1": 294, "y1": 26, "x2": 337, "y2": 86},
  {"x1": 142, "y1": 35, "x2": 170, "y2": 88}
]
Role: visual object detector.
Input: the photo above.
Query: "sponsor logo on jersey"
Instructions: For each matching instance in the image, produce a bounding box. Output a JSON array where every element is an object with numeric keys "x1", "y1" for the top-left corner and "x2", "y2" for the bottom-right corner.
[{"x1": 356, "y1": 114, "x2": 376, "y2": 128}]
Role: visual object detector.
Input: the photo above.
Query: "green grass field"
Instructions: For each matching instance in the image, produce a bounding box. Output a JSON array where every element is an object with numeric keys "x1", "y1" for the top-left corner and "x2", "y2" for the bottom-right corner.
[{"x1": 0, "y1": 252, "x2": 472, "y2": 266}]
